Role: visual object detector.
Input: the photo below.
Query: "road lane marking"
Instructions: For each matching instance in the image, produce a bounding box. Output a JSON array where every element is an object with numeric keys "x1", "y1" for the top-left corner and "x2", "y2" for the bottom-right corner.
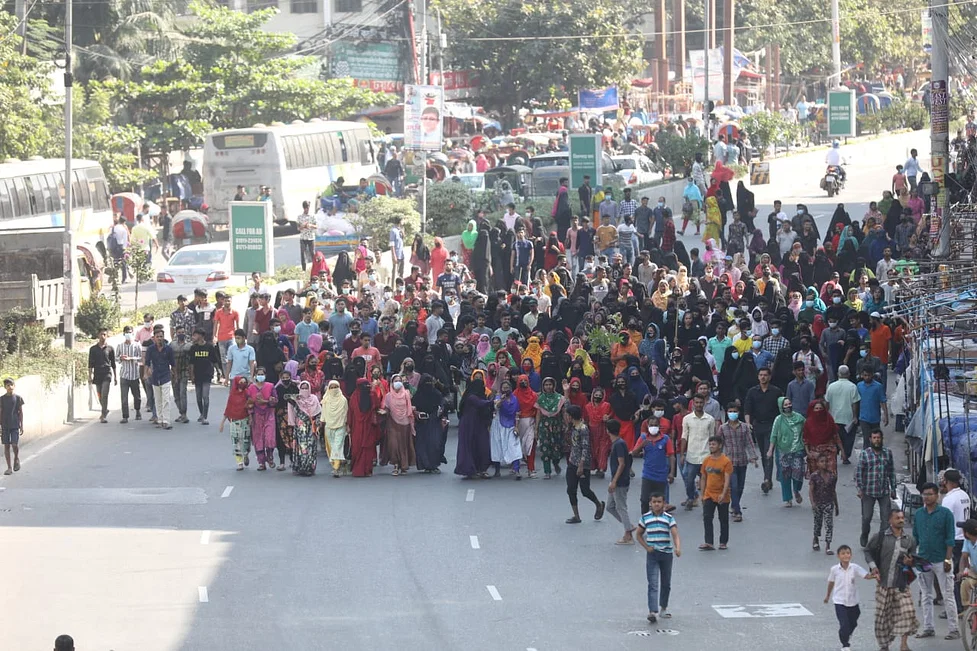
[
  {"x1": 712, "y1": 603, "x2": 812, "y2": 618},
  {"x1": 486, "y1": 585, "x2": 502, "y2": 601},
  {"x1": 198, "y1": 586, "x2": 209, "y2": 603},
  {"x1": 466, "y1": 489, "x2": 475, "y2": 502},
  {"x1": 470, "y1": 535, "x2": 479, "y2": 549},
  {"x1": 221, "y1": 486, "x2": 233, "y2": 498},
  {"x1": 13, "y1": 419, "x2": 98, "y2": 471},
  {"x1": 200, "y1": 530, "x2": 211, "y2": 545}
]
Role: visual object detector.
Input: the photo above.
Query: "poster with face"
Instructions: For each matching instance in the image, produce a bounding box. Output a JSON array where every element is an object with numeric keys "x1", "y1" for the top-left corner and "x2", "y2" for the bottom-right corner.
[{"x1": 404, "y1": 84, "x2": 444, "y2": 152}]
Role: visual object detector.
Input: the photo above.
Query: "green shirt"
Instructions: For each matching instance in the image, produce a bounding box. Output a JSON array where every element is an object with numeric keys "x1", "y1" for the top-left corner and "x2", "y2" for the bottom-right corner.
[{"x1": 912, "y1": 504, "x2": 955, "y2": 564}]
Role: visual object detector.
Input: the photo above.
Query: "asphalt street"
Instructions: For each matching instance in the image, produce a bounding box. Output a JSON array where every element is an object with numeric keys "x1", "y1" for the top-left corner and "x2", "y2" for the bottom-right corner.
[{"x1": 5, "y1": 129, "x2": 950, "y2": 651}]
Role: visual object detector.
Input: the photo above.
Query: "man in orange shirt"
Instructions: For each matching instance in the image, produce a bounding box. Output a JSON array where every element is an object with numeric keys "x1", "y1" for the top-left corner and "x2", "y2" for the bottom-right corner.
[
  {"x1": 868, "y1": 312, "x2": 891, "y2": 389},
  {"x1": 611, "y1": 330, "x2": 639, "y2": 376},
  {"x1": 213, "y1": 294, "x2": 240, "y2": 382},
  {"x1": 699, "y1": 435, "x2": 733, "y2": 551}
]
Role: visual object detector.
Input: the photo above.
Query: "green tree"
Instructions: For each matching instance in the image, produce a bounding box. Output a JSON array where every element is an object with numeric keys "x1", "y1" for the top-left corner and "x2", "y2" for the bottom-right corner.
[
  {"x1": 0, "y1": 13, "x2": 56, "y2": 160},
  {"x1": 435, "y1": 0, "x2": 644, "y2": 126},
  {"x1": 125, "y1": 244, "x2": 154, "y2": 315},
  {"x1": 351, "y1": 197, "x2": 420, "y2": 250},
  {"x1": 740, "y1": 112, "x2": 787, "y2": 160},
  {"x1": 654, "y1": 127, "x2": 709, "y2": 177}
]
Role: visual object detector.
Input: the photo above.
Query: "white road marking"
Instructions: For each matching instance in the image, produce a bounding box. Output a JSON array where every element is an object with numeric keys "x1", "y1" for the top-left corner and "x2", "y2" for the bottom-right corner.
[
  {"x1": 712, "y1": 603, "x2": 813, "y2": 618},
  {"x1": 466, "y1": 489, "x2": 475, "y2": 502},
  {"x1": 470, "y1": 535, "x2": 479, "y2": 549},
  {"x1": 486, "y1": 585, "x2": 502, "y2": 601},
  {"x1": 221, "y1": 486, "x2": 233, "y2": 498},
  {"x1": 13, "y1": 419, "x2": 98, "y2": 470},
  {"x1": 200, "y1": 530, "x2": 211, "y2": 545},
  {"x1": 198, "y1": 586, "x2": 209, "y2": 603}
]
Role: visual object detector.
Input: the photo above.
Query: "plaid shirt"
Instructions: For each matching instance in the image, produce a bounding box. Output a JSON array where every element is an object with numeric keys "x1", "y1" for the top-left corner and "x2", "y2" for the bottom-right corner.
[
  {"x1": 762, "y1": 334, "x2": 790, "y2": 357},
  {"x1": 618, "y1": 198, "x2": 638, "y2": 219},
  {"x1": 855, "y1": 446, "x2": 895, "y2": 498},
  {"x1": 718, "y1": 421, "x2": 757, "y2": 467},
  {"x1": 170, "y1": 309, "x2": 196, "y2": 336},
  {"x1": 661, "y1": 219, "x2": 676, "y2": 252}
]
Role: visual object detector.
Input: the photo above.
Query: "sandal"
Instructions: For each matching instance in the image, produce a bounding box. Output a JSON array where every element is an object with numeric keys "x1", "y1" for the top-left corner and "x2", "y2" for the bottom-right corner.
[
  {"x1": 698, "y1": 544, "x2": 715, "y2": 551},
  {"x1": 277, "y1": 465, "x2": 286, "y2": 472},
  {"x1": 732, "y1": 513, "x2": 743, "y2": 522},
  {"x1": 565, "y1": 516, "x2": 582, "y2": 524},
  {"x1": 257, "y1": 464, "x2": 266, "y2": 471},
  {"x1": 392, "y1": 469, "x2": 401, "y2": 476},
  {"x1": 794, "y1": 491, "x2": 802, "y2": 504},
  {"x1": 813, "y1": 540, "x2": 821, "y2": 552},
  {"x1": 718, "y1": 544, "x2": 727, "y2": 550},
  {"x1": 826, "y1": 548, "x2": 834, "y2": 555},
  {"x1": 236, "y1": 463, "x2": 244, "y2": 471}
]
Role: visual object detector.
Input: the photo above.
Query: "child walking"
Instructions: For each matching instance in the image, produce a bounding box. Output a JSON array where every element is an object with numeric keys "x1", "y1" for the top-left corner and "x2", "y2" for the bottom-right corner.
[
  {"x1": 810, "y1": 453, "x2": 839, "y2": 553},
  {"x1": 824, "y1": 544, "x2": 875, "y2": 651},
  {"x1": 0, "y1": 378, "x2": 24, "y2": 475}
]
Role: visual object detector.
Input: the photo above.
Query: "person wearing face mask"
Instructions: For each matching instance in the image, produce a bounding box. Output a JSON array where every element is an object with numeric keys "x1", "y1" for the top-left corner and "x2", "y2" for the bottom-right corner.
[
  {"x1": 611, "y1": 330, "x2": 639, "y2": 377},
  {"x1": 170, "y1": 324, "x2": 193, "y2": 424},
  {"x1": 731, "y1": 319, "x2": 754, "y2": 355},
  {"x1": 632, "y1": 409, "x2": 677, "y2": 518},
  {"x1": 819, "y1": 313, "x2": 847, "y2": 381},
  {"x1": 220, "y1": 377, "x2": 253, "y2": 470},
  {"x1": 381, "y1": 374, "x2": 416, "y2": 476},
  {"x1": 247, "y1": 367, "x2": 278, "y2": 471},
  {"x1": 767, "y1": 397, "x2": 806, "y2": 508},
  {"x1": 792, "y1": 336, "x2": 824, "y2": 383},
  {"x1": 135, "y1": 313, "x2": 156, "y2": 344},
  {"x1": 513, "y1": 374, "x2": 540, "y2": 479},
  {"x1": 751, "y1": 336, "x2": 774, "y2": 371},
  {"x1": 116, "y1": 325, "x2": 144, "y2": 424},
  {"x1": 489, "y1": 380, "x2": 522, "y2": 479},
  {"x1": 273, "y1": 364, "x2": 299, "y2": 469},
  {"x1": 319, "y1": 380, "x2": 348, "y2": 477}
]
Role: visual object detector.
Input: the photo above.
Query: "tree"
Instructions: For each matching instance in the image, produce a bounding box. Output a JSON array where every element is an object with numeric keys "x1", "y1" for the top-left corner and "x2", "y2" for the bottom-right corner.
[
  {"x1": 0, "y1": 13, "x2": 57, "y2": 160},
  {"x1": 740, "y1": 112, "x2": 786, "y2": 160},
  {"x1": 351, "y1": 197, "x2": 421, "y2": 251},
  {"x1": 125, "y1": 244, "x2": 154, "y2": 315},
  {"x1": 435, "y1": 0, "x2": 644, "y2": 126},
  {"x1": 654, "y1": 127, "x2": 709, "y2": 177}
]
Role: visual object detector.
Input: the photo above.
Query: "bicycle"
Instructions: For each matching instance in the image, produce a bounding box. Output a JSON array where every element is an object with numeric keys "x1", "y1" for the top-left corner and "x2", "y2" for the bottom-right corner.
[{"x1": 961, "y1": 604, "x2": 977, "y2": 650}]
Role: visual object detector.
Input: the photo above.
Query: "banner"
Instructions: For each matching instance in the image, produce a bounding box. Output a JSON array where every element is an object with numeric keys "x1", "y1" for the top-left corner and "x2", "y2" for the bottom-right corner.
[
  {"x1": 404, "y1": 84, "x2": 444, "y2": 152},
  {"x1": 921, "y1": 9, "x2": 933, "y2": 52},
  {"x1": 229, "y1": 202, "x2": 274, "y2": 275},
  {"x1": 827, "y1": 89, "x2": 856, "y2": 138},
  {"x1": 569, "y1": 134, "x2": 602, "y2": 189},
  {"x1": 688, "y1": 48, "x2": 726, "y2": 103},
  {"x1": 578, "y1": 86, "x2": 619, "y2": 111}
]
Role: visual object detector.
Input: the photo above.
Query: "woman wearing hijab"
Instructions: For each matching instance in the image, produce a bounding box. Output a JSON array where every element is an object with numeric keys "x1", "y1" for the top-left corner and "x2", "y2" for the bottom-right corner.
[
  {"x1": 736, "y1": 180, "x2": 755, "y2": 225},
  {"x1": 247, "y1": 367, "x2": 278, "y2": 471},
  {"x1": 748, "y1": 229, "x2": 767, "y2": 268},
  {"x1": 717, "y1": 347, "x2": 740, "y2": 408},
  {"x1": 281, "y1": 380, "x2": 319, "y2": 476},
  {"x1": 348, "y1": 378, "x2": 382, "y2": 477},
  {"x1": 703, "y1": 196, "x2": 723, "y2": 244},
  {"x1": 513, "y1": 374, "x2": 539, "y2": 478},
  {"x1": 520, "y1": 358, "x2": 542, "y2": 392},
  {"x1": 470, "y1": 224, "x2": 493, "y2": 294},
  {"x1": 220, "y1": 376, "x2": 252, "y2": 470},
  {"x1": 489, "y1": 225, "x2": 509, "y2": 291},
  {"x1": 536, "y1": 377, "x2": 568, "y2": 479},
  {"x1": 673, "y1": 240, "x2": 692, "y2": 272},
  {"x1": 767, "y1": 397, "x2": 806, "y2": 508},
  {"x1": 320, "y1": 380, "x2": 349, "y2": 477},
  {"x1": 256, "y1": 330, "x2": 286, "y2": 385},
  {"x1": 802, "y1": 398, "x2": 842, "y2": 475},
  {"x1": 825, "y1": 204, "x2": 851, "y2": 244},
  {"x1": 461, "y1": 220, "x2": 478, "y2": 268},
  {"x1": 583, "y1": 387, "x2": 613, "y2": 477},
  {"x1": 455, "y1": 376, "x2": 495, "y2": 479},
  {"x1": 332, "y1": 251, "x2": 355, "y2": 288},
  {"x1": 274, "y1": 364, "x2": 299, "y2": 471},
  {"x1": 523, "y1": 336, "x2": 544, "y2": 372},
  {"x1": 626, "y1": 365, "x2": 651, "y2": 404},
  {"x1": 490, "y1": 379, "x2": 523, "y2": 478},
  {"x1": 380, "y1": 374, "x2": 416, "y2": 476},
  {"x1": 301, "y1": 354, "x2": 325, "y2": 397},
  {"x1": 413, "y1": 375, "x2": 446, "y2": 473}
]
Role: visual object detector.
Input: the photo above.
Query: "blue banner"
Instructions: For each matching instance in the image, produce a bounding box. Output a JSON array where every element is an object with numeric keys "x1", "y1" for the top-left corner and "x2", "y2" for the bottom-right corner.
[{"x1": 578, "y1": 86, "x2": 619, "y2": 111}]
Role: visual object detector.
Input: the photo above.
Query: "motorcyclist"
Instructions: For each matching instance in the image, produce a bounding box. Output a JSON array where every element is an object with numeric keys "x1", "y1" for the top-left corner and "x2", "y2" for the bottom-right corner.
[{"x1": 825, "y1": 140, "x2": 846, "y2": 184}]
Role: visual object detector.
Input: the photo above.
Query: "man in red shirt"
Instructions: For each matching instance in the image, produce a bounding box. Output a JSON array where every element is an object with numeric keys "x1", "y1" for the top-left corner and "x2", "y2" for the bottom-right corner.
[
  {"x1": 253, "y1": 292, "x2": 273, "y2": 337},
  {"x1": 351, "y1": 332, "x2": 382, "y2": 376},
  {"x1": 868, "y1": 312, "x2": 892, "y2": 389}
]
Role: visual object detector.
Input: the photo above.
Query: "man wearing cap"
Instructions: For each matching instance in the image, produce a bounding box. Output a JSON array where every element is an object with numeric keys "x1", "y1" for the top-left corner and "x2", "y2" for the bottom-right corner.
[
  {"x1": 955, "y1": 518, "x2": 977, "y2": 611},
  {"x1": 912, "y1": 481, "x2": 959, "y2": 640}
]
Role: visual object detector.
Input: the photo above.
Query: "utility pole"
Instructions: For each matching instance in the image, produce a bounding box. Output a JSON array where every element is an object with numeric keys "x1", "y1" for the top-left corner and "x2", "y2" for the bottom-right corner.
[
  {"x1": 703, "y1": 0, "x2": 710, "y2": 131},
  {"x1": 64, "y1": 0, "x2": 75, "y2": 423},
  {"x1": 437, "y1": 7, "x2": 445, "y2": 85},
  {"x1": 930, "y1": 0, "x2": 950, "y2": 257},
  {"x1": 722, "y1": 0, "x2": 734, "y2": 106},
  {"x1": 15, "y1": 0, "x2": 27, "y2": 54},
  {"x1": 830, "y1": 0, "x2": 841, "y2": 88},
  {"x1": 418, "y1": 0, "x2": 428, "y2": 85}
]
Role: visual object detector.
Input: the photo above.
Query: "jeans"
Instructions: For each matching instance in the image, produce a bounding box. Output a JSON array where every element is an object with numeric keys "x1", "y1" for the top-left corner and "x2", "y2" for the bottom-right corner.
[
  {"x1": 566, "y1": 468, "x2": 600, "y2": 508},
  {"x1": 834, "y1": 604, "x2": 860, "y2": 647},
  {"x1": 640, "y1": 478, "x2": 668, "y2": 517},
  {"x1": 600, "y1": 247, "x2": 617, "y2": 260},
  {"x1": 393, "y1": 255, "x2": 405, "y2": 281},
  {"x1": 513, "y1": 264, "x2": 530, "y2": 285},
  {"x1": 730, "y1": 465, "x2": 748, "y2": 514},
  {"x1": 645, "y1": 550, "x2": 673, "y2": 613},
  {"x1": 908, "y1": 175, "x2": 918, "y2": 192},
  {"x1": 702, "y1": 498, "x2": 729, "y2": 545},
  {"x1": 93, "y1": 378, "x2": 111, "y2": 417},
  {"x1": 606, "y1": 485, "x2": 633, "y2": 533},
  {"x1": 119, "y1": 378, "x2": 141, "y2": 419},
  {"x1": 194, "y1": 381, "x2": 211, "y2": 420},
  {"x1": 860, "y1": 494, "x2": 892, "y2": 543},
  {"x1": 152, "y1": 382, "x2": 173, "y2": 425},
  {"x1": 172, "y1": 377, "x2": 188, "y2": 418},
  {"x1": 838, "y1": 423, "x2": 856, "y2": 461},
  {"x1": 919, "y1": 560, "x2": 958, "y2": 633},
  {"x1": 218, "y1": 340, "x2": 232, "y2": 371},
  {"x1": 299, "y1": 238, "x2": 315, "y2": 271},
  {"x1": 621, "y1": 239, "x2": 635, "y2": 265},
  {"x1": 753, "y1": 422, "x2": 774, "y2": 484},
  {"x1": 683, "y1": 462, "x2": 701, "y2": 502}
]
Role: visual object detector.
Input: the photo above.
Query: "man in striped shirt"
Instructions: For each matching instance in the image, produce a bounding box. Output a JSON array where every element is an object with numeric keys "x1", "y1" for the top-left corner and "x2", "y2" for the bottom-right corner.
[
  {"x1": 637, "y1": 493, "x2": 682, "y2": 623},
  {"x1": 115, "y1": 325, "x2": 143, "y2": 424}
]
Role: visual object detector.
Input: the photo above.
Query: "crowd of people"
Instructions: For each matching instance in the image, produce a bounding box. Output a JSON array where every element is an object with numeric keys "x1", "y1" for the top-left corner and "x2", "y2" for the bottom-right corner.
[{"x1": 80, "y1": 139, "x2": 977, "y2": 648}]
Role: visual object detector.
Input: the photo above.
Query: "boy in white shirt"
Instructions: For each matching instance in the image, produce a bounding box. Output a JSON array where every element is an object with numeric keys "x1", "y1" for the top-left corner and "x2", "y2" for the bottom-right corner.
[{"x1": 824, "y1": 544, "x2": 875, "y2": 650}]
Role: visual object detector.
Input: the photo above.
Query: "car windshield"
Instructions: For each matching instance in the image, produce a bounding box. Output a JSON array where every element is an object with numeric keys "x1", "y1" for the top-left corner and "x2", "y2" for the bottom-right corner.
[
  {"x1": 615, "y1": 159, "x2": 637, "y2": 169},
  {"x1": 528, "y1": 157, "x2": 567, "y2": 169},
  {"x1": 169, "y1": 250, "x2": 226, "y2": 266}
]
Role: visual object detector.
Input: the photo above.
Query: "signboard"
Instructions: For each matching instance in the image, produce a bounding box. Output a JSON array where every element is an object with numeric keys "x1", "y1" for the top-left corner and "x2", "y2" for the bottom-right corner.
[
  {"x1": 931, "y1": 79, "x2": 949, "y2": 137},
  {"x1": 922, "y1": 9, "x2": 933, "y2": 52},
  {"x1": 569, "y1": 134, "x2": 602, "y2": 189},
  {"x1": 827, "y1": 89, "x2": 856, "y2": 138},
  {"x1": 228, "y1": 202, "x2": 273, "y2": 275},
  {"x1": 331, "y1": 42, "x2": 402, "y2": 84},
  {"x1": 578, "y1": 86, "x2": 620, "y2": 111},
  {"x1": 688, "y1": 48, "x2": 728, "y2": 102},
  {"x1": 428, "y1": 70, "x2": 481, "y2": 100},
  {"x1": 404, "y1": 84, "x2": 444, "y2": 152},
  {"x1": 749, "y1": 161, "x2": 770, "y2": 185}
]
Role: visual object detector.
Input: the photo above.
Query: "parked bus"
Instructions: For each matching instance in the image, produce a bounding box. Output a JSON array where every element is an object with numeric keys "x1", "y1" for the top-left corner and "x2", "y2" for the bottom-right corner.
[
  {"x1": 202, "y1": 120, "x2": 379, "y2": 227},
  {"x1": 0, "y1": 158, "x2": 112, "y2": 242}
]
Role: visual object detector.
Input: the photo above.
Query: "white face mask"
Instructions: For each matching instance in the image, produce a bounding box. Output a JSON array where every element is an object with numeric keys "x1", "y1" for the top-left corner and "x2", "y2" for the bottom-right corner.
[
  {"x1": 652, "y1": 409, "x2": 664, "y2": 418},
  {"x1": 649, "y1": 426, "x2": 660, "y2": 435},
  {"x1": 392, "y1": 381, "x2": 404, "y2": 391}
]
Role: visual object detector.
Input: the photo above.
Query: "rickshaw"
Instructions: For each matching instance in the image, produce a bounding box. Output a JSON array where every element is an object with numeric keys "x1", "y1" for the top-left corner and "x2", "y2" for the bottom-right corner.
[
  {"x1": 485, "y1": 165, "x2": 532, "y2": 199},
  {"x1": 168, "y1": 211, "x2": 213, "y2": 258}
]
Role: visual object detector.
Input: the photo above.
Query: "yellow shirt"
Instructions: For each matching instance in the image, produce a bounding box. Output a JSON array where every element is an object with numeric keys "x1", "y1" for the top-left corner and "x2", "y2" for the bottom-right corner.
[{"x1": 732, "y1": 335, "x2": 753, "y2": 355}]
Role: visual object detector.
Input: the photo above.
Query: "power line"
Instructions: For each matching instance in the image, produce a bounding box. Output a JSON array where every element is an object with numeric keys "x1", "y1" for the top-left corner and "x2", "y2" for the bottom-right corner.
[
  {"x1": 281, "y1": 0, "x2": 408, "y2": 58},
  {"x1": 0, "y1": 0, "x2": 40, "y2": 47}
]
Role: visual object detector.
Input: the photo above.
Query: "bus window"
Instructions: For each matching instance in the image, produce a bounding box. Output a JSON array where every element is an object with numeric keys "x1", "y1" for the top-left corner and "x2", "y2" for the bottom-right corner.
[
  {"x1": 46, "y1": 174, "x2": 62, "y2": 211},
  {"x1": 10, "y1": 177, "x2": 29, "y2": 217},
  {"x1": 322, "y1": 133, "x2": 339, "y2": 166},
  {"x1": 72, "y1": 170, "x2": 91, "y2": 208},
  {"x1": 311, "y1": 133, "x2": 327, "y2": 167},
  {"x1": 23, "y1": 175, "x2": 39, "y2": 215},
  {"x1": 301, "y1": 135, "x2": 315, "y2": 169},
  {"x1": 283, "y1": 136, "x2": 297, "y2": 169},
  {"x1": 0, "y1": 180, "x2": 12, "y2": 220},
  {"x1": 92, "y1": 178, "x2": 109, "y2": 211},
  {"x1": 363, "y1": 138, "x2": 376, "y2": 165},
  {"x1": 337, "y1": 132, "x2": 349, "y2": 162}
]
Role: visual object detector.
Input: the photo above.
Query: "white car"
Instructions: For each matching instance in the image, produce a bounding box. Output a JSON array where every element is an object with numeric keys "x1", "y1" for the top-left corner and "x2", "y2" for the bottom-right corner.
[
  {"x1": 611, "y1": 154, "x2": 661, "y2": 186},
  {"x1": 156, "y1": 243, "x2": 235, "y2": 301}
]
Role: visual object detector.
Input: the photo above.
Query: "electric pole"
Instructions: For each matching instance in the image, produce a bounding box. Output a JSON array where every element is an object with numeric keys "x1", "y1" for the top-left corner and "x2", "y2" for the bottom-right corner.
[
  {"x1": 930, "y1": 0, "x2": 950, "y2": 257},
  {"x1": 830, "y1": 0, "x2": 841, "y2": 88},
  {"x1": 64, "y1": 0, "x2": 75, "y2": 422},
  {"x1": 703, "y1": 0, "x2": 710, "y2": 132}
]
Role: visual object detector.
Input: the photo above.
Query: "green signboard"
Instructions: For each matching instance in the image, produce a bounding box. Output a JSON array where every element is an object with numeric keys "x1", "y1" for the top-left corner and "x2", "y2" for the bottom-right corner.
[
  {"x1": 827, "y1": 89, "x2": 856, "y2": 138},
  {"x1": 569, "y1": 134, "x2": 602, "y2": 189},
  {"x1": 331, "y1": 42, "x2": 401, "y2": 82},
  {"x1": 229, "y1": 202, "x2": 273, "y2": 275}
]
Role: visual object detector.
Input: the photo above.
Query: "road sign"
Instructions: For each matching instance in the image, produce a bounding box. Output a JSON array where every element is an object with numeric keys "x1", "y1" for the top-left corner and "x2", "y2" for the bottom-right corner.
[
  {"x1": 749, "y1": 161, "x2": 770, "y2": 185},
  {"x1": 569, "y1": 134, "x2": 602, "y2": 189},
  {"x1": 827, "y1": 89, "x2": 856, "y2": 138},
  {"x1": 229, "y1": 201, "x2": 274, "y2": 275}
]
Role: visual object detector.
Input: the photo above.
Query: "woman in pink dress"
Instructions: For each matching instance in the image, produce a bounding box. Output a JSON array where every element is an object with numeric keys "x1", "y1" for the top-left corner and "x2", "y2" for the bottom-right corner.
[{"x1": 247, "y1": 367, "x2": 279, "y2": 471}]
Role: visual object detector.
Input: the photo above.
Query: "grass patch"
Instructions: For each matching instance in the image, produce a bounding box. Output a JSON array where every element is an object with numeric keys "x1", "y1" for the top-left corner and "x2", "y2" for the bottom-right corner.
[
  {"x1": 0, "y1": 347, "x2": 88, "y2": 388},
  {"x1": 270, "y1": 265, "x2": 309, "y2": 284}
]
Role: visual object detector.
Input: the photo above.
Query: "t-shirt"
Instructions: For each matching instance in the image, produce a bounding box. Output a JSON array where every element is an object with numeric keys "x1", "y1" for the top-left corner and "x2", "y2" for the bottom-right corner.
[
  {"x1": 513, "y1": 239, "x2": 533, "y2": 266},
  {"x1": 0, "y1": 393, "x2": 24, "y2": 432},
  {"x1": 870, "y1": 325, "x2": 892, "y2": 363},
  {"x1": 856, "y1": 380, "x2": 886, "y2": 424},
  {"x1": 636, "y1": 432, "x2": 674, "y2": 482},
  {"x1": 329, "y1": 311, "x2": 354, "y2": 344},
  {"x1": 639, "y1": 510, "x2": 676, "y2": 552},
  {"x1": 700, "y1": 454, "x2": 732, "y2": 502},
  {"x1": 436, "y1": 272, "x2": 461, "y2": 294},
  {"x1": 944, "y1": 487, "x2": 972, "y2": 541},
  {"x1": 189, "y1": 343, "x2": 220, "y2": 383},
  {"x1": 213, "y1": 309, "x2": 239, "y2": 342},
  {"x1": 597, "y1": 224, "x2": 618, "y2": 250},
  {"x1": 824, "y1": 379, "x2": 860, "y2": 426},
  {"x1": 609, "y1": 437, "x2": 632, "y2": 487},
  {"x1": 493, "y1": 327, "x2": 518, "y2": 345},
  {"x1": 226, "y1": 344, "x2": 255, "y2": 379}
]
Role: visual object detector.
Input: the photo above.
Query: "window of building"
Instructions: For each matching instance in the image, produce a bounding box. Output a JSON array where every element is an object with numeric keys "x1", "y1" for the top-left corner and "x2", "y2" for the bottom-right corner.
[
  {"x1": 290, "y1": 0, "x2": 317, "y2": 13},
  {"x1": 333, "y1": 0, "x2": 361, "y2": 13},
  {"x1": 246, "y1": 0, "x2": 278, "y2": 12}
]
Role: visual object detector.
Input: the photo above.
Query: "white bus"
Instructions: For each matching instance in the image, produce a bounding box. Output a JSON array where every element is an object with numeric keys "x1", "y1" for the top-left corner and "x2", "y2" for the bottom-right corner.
[
  {"x1": 0, "y1": 158, "x2": 112, "y2": 242},
  {"x1": 202, "y1": 120, "x2": 379, "y2": 227}
]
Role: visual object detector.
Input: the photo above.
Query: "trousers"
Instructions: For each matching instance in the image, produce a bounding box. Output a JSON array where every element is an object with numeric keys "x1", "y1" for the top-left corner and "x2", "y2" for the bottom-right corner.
[
  {"x1": 645, "y1": 550, "x2": 673, "y2": 613},
  {"x1": 566, "y1": 468, "x2": 599, "y2": 507},
  {"x1": 730, "y1": 465, "x2": 748, "y2": 514},
  {"x1": 172, "y1": 377, "x2": 188, "y2": 417},
  {"x1": 606, "y1": 485, "x2": 633, "y2": 533},
  {"x1": 152, "y1": 382, "x2": 173, "y2": 425},
  {"x1": 93, "y1": 378, "x2": 111, "y2": 417},
  {"x1": 860, "y1": 494, "x2": 892, "y2": 543},
  {"x1": 683, "y1": 462, "x2": 701, "y2": 502},
  {"x1": 835, "y1": 604, "x2": 861, "y2": 647},
  {"x1": 299, "y1": 239, "x2": 315, "y2": 270},
  {"x1": 702, "y1": 498, "x2": 729, "y2": 545},
  {"x1": 194, "y1": 381, "x2": 211, "y2": 420},
  {"x1": 753, "y1": 423, "x2": 774, "y2": 483},
  {"x1": 919, "y1": 561, "x2": 958, "y2": 633},
  {"x1": 118, "y1": 378, "x2": 140, "y2": 420},
  {"x1": 813, "y1": 503, "x2": 834, "y2": 544}
]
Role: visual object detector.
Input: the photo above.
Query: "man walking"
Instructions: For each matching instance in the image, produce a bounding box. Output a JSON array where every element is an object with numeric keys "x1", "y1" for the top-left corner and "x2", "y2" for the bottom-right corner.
[
  {"x1": 631, "y1": 414, "x2": 676, "y2": 518},
  {"x1": 636, "y1": 493, "x2": 681, "y2": 623},
  {"x1": 389, "y1": 216, "x2": 405, "y2": 280},
  {"x1": 865, "y1": 509, "x2": 919, "y2": 650},
  {"x1": 144, "y1": 327, "x2": 176, "y2": 430},
  {"x1": 634, "y1": 196, "x2": 654, "y2": 251},
  {"x1": 297, "y1": 200, "x2": 316, "y2": 270},
  {"x1": 904, "y1": 148, "x2": 920, "y2": 192},
  {"x1": 564, "y1": 405, "x2": 605, "y2": 524},
  {"x1": 383, "y1": 149, "x2": 405, "y2": 197},
  {"x1": 116, "y1": 325, "x2": 143, "y2": 424},
  {"x1": 824, "y1": 365, "x2": 860, "y2": 464},
  {"x1": 718, "y1": 401, "x2": 758, "y2": 522},
  {"x1": 225, "y1": 329, "x2": 256, "y2": 382},
  {"x1": 856, "y1": 428, "x2": 896, "y2": 549},
  {"x1": 857, "y1": 368, "x2": 888, "y2": 449},
  {"x1": 604, "y1": 420, "x2": 634, "y2": 545},
  {"x1": 912, "y1": 482, "x2": 960, "y2": 640},
  {"x1": 189, "y1": 328, "x2": 220, "y2": 425},
  {"x1": 680, "y1": 394, "x2": 715, "y2": 510},
  {"x1": 170, "y1": 324, "x2": 193, "y2": 424},
  {"x1": 87, "y1": 328, "x2": 116, "y2": 424},
  {"x1": 578, "y1": 174, "x2": 593, "y2": 218},
  {"x1": 744, "y1": 367, "x2": 783, "y2": 494},
  {"x1": 0, "y1": 378, "x2": 24, "y2": 475},
  {"x1": 699, "y1": 435, "x2": 732, "y2": 551}
]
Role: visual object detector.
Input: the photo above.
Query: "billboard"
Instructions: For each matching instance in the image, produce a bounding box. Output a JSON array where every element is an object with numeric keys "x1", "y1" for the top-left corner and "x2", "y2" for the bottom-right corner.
[
  {"x1": 228, "y1": 202, "x2": 274, "y2": 275},
  {"x1": 569, "y1": 134, "x2": 602, "y2": 189},
  {"x1": 404, "y1": 84, "x2": 444, "y2": 152},
  {"x1": 578, "y1": 86, "x2": 620, "y2": 111},
  {"x1": 827, "y1": 89, "x2": 856, "y2": 138}
]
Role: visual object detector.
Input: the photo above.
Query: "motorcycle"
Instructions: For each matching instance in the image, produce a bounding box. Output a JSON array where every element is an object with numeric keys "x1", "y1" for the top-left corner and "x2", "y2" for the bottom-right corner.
[{"x1": 821, "y1": 165, "x2": 844, "y2": 197}]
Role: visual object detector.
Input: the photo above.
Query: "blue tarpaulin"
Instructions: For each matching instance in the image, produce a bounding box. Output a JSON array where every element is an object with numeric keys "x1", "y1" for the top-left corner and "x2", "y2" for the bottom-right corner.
[{"x1": 578, "y1": 86, "x2": 619, "y2": 111}]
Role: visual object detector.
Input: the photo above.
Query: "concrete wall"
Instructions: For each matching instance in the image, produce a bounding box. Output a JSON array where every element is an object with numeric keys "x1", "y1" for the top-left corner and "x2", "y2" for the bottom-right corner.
[{"x1": 14, "y1": 374, "x2": 88, "y2": 448}]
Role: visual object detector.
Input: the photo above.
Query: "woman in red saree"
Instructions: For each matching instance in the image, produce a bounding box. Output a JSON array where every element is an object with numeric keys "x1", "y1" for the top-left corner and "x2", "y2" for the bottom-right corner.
[
  {"x1": 348, "y1": 378, "x2": 382, "y2": 477},
  {"x1": 584, "y1": 387, "x2": 613, "y2": 476}
]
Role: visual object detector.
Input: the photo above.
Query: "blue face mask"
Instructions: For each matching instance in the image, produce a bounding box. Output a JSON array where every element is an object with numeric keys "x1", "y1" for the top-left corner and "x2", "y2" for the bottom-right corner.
[
  {"x1": 771, "y1": 328, "x2": 780, "y2": 336},
  {"x1": 727, "y1": 412, "x2": 739, "y2": 421},
  {"x1": 804, "y1": 300, "x2": 814, "y2": 308},
  {"x1": 731, "y1": 351, "x2": 740, "y2": 360},
  {"x1": 256, "y1": 375, "x2": 266, "y2": 383},
  {"x1": 860, "y1": 350, "x2": 868, "y2": 358},
  {"x1": 752, "y1": 340, "x2": 761, "y2": 349},
  {"x1": 832, "y1": 296, "x2": 842, "y2": 304}
]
